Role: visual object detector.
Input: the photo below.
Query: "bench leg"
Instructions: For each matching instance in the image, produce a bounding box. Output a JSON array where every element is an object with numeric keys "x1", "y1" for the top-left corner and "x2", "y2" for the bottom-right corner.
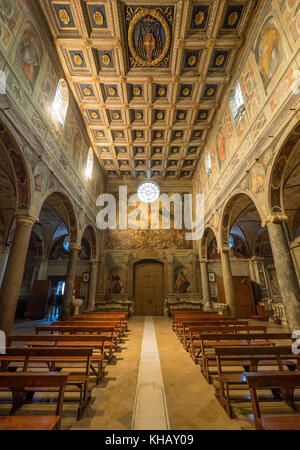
[{"x1": 10, "y1": 388, "x2": 26, "y2": 414}]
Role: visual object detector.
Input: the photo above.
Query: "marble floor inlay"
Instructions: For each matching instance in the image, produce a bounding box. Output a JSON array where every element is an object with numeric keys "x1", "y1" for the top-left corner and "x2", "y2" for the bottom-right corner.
[{"x1": 132, "y1": 316, "x2": 170, "y2": 430}]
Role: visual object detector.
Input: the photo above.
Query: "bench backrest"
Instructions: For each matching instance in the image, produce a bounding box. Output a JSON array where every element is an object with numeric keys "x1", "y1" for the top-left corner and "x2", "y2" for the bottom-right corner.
[
  {"x1": 7, "y1": 334, "x2": 106, "y2": 348},
  {"x1": 53, "y1": 321, "x2": 120, "y2": 328},
  {"x1": 36, "y1": 325, "x2": 115, "y2": 335},
  {"x1": 245, "y1": 371, "x2": 300, "y2": 429},
  {"x1": 189, "y1": 325, "x2": 267, "y2": 334},
  {"x1": 0, "y1": 372, "x2": 68, "y2": 416}
]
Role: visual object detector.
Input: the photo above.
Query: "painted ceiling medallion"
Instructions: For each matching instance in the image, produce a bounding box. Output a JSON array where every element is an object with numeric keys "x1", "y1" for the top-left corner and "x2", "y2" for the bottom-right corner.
[
  {"x1": 84, "y1": 87, "x2": 92, "y2": 96},
  {"x1": 215, "y1": 54, "x2": 225, "y2": 66},
  {"x1": 127, "y1": 6, "x2": 173, "y2": 67},
  {"x1": 175, "y1": 131, "x2": 182, "y2": 138},
  {"x1": 113, "y1": 112, "x2": 120, "y2": 119},
  {"x1": 182, "y1": 88, "x2": 190, "y2": 96},
  {"x1": 155, "y1": 132, "x2": 162, "y2": 138},
  {"x1": 94, "y1": 11, "x2": 104, "y2": 26},
  {"x1": 135, "y1": 112, "x2": 142, "y2": 120},
  {"x1": 91, "y1": 111, "x2": 98, "y2": 119},
  {"x1": 73, "y1": 54, "x2": 83, "y2": 65},
  {"x1": 228, "y1": 11, "x2": 238, "y2": 26},
  {"x1": 195, "y1": 11, "x2": 204, "y2": 26},
  {"x1": 178, "y1": 113, "x2": 185, "y2": 120},
  {"x1": 59, "y1": 9, "x2": 70, "y2": 25},
  {"x1": 136, "y1": 131, "x2": 143, "y2": 137},
  {"x1": 108, "y1": 87, "x2": 116, "y2": 96},
  {"x1": 133, "y1": 87, "x2": 141, "y2": 95},
  {"x1": 156, "y1": 112, "x2": 163, "y2": 120},
  {"x1": 158, "y1": 87, "x2": 166, "y2": 96},
  {"x1": 207, "y1": 87, "x2": 215, "y2": 96},
  {"x1": 188, "y1": 55, "x2": 196, "y2": 66},
  {"x1": 200, "y1": 112, "x2": 207, "y2": 119},
  {"x1": 102, "y1": 54, "x2": 111, "y2": 65}
]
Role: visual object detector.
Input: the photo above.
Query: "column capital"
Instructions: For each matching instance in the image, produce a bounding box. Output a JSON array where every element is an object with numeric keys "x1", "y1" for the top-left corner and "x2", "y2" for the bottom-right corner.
[
  {"x1": 69, "y1": 242, "x2": 81, "y2": 252},
  {"x1": 220, "y1": 246, "x2": 231, "y2": 253},
  {"x1": 15, "y1": 214, "x2": 37, "y2": 226},
  {"x1": 90, "y1": 259, "x2": 98, "y2": 265},
  {"x1": 261, "y1": 214, "x2": 288, "y2": 227}
]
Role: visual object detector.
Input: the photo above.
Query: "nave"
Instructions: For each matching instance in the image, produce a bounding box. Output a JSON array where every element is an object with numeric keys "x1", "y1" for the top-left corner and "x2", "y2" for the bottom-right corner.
[{"x1": 1, "y1": 313, "x2": 298, "y2": 431}]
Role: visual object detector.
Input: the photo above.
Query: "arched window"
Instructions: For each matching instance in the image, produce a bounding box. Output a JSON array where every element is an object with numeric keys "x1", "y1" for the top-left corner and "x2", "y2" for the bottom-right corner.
[
  {"x1": 229, "y1": 82, "x2": 245, "y2": 126},
  {"x1": 85, "y1": 147, "x2": 94, "y2": 180},
  {"x1": 52, "y1": 79, "x2": 69, "y2": 125},
  {"x1": 204, "y1": 152, "x2": 212, "y2": 178}
]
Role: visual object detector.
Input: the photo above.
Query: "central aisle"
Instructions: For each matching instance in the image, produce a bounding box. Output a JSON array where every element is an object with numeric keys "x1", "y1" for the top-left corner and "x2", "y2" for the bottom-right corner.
[{"x1": 70, "y1": 316, "x2": 250, "y2": 430}]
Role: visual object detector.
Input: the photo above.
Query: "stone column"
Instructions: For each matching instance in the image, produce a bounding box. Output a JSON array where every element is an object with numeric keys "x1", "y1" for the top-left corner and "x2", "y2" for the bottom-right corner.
[
  {"x1": 264, "y1": 215, "x2": 300, "y2": 331},
  {"x1": 63, "y1": 243, "x2": 81, "y2": 318},
  {"x1": 37, "y1": 258, "x2": 48, "y2": 280},
  {"x1": 87, "y1": 260, "x2": 98, "y2": 311},
  {"x1": 220, "y1": 247, "x2": 237, "y2": 318},
  {"x1": 0, "y1": 244, "x2": 10, "y2": 287},
  {"x1": 200, "y1": 259, "x2": 212, "y2": 311},
  {"x1": 0, "y1": 215, "x2": 36, "y2": 335}
]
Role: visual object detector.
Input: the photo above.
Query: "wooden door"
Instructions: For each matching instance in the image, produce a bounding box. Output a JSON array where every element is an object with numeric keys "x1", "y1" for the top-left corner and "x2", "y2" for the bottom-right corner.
[
  {"x1": 74, "y1": 276, "x2": 82, "y2": 298},
  {"x1": 134, "y1": 262, "x2": 163, "y2": 315},
  {"x1": 26, "y1": 280, "x2": 50, "y2": 320},
  {"x1": 216, "y1": 275, "x2": 255, "y2": 318}
]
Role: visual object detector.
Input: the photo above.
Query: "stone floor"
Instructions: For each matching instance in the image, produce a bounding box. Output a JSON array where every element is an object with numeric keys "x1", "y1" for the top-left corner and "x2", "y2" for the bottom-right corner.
[{"x1": 0, "y1": 316, "x2": 298, "y2": 430}]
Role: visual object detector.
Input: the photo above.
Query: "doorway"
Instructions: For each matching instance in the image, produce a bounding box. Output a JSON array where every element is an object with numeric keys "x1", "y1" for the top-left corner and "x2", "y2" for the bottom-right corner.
[
  {"x1": 134, "y1": 261, "x2": 164, "y2": 316},
  {"x1": 216, "y1": 275, "x2": 255, "y2": 318}
]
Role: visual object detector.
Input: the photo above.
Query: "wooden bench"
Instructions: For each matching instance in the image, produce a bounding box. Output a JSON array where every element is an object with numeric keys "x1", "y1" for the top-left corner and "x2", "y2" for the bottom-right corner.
[
  {"x1": 172, "y1": 313, "x2": 227, "y2": 331},
  {"x1": 36, "y1": 325, "x2": 116, "y2": 361},
  {"x1": 0, "y1": 372, "x2": 67, "y2": 430},
  {"x1": 176, "y1": 319, "x2": 246, "y2": 341},
  {"x1": 189, "y1": 325, "x2": 266, "y2": 359},
  {"x1": 178, "y1": 321, "x2": 249, "y2": 349},
  {"x1": 245, "y1": 371, "x2": 300, "y2": 430},
  {"x1": 0, "y1": 347, "x2": 94, "y2": 420},
  {"x1": 215, "y1": 346, "x2": 300, "y2": 418},
  {"x1": 174, "y1": 316, "x2": 235, "y2": 335},
  {"x1": 6, "y1": 335, "x2": 106, "y2": 379},
  {"x1": 196, "y1": 332, "x2": 292, "y2": 382}
]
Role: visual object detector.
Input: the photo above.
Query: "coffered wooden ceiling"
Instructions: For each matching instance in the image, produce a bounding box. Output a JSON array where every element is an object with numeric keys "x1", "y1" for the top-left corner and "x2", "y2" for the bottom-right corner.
[{"x1": 39, "y1": 0, "x2": 259, "y2": 182}]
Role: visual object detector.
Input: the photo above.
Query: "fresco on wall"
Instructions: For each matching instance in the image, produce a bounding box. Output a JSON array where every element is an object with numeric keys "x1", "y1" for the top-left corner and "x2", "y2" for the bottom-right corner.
[
  {"x1": 216, "y1": 127, "x2": 226, "y2": 168},
  {"x1": 0, "y1": 0, "x2": 23, "y2": 50},
  {"x1": 33, "y1": 162, "x2": 50, "y2": 192},
  {"x1": 104, "y1": 192, "x2": 193, "y2": 250},
  {"x1": 174, "y1": 268, "x2": 190, "y2": 293},
  {"x1": 277, "y1": 0, "x2": 300, "y2": 43},
  {"x1": 231, "y1": 234, "x2": 249, "y2": 258},
  {"x1": 73, "y1": 131, "x2": 82, "y2": 164},
  {"x1": 108, "y1": 271, "x2": 122, "y2": 294},
  {"x1": 249, "y1": 163, "x2": 265, "y2": 194},
  {"x1": 207, "y1": 238, "x2": 220, "y2": 259},
  {"x1": 14, "y1": 21, "x2": 43, "y2": 92},
  {"x1": 254, "y1": 17, "x2": 283, "y2": 92}
]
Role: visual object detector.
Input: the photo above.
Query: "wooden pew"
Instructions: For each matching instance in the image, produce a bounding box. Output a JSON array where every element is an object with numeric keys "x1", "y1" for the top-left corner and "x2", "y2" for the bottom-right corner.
[
  {"x1": 245, "y1": 372, "x2": 300, "y2": 430},
  {"x1": 0, "y1": 347, "x2": 94, "y2": 420},
  {"x1": 36, "y1": 325, "x2": 116, "y2": 361},
  {"x1": 214, "y1": 346, "x2": 300, "y2": 417},
  {"x1": 188, "y1": 324, "x2": 265, "y2": 359},
  {"x1": 0, "y1": 372, "x2": 67, "y2": 430},
  {"x1": 179, "y1": 320, "x2": 249, "y2": 348},
  {"x1": 174, "y1": 316, "x2": 234, "y2": 335},
  {"x1": 195, "y1": 332, "x2": 292, "y2": 382},
  {"x1": 6, "y1": 336, "x2": 106, "y2": 380}
]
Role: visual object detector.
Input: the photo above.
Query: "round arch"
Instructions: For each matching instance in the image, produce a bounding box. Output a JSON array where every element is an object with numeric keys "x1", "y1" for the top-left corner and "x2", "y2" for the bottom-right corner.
[
  {"x1": 219, "y1": 190, "x2": 265, "y2": 249},
  {"x1": 37, "y1": 189, "x2": 79, "y2": 244},
  {"x1": 266, "y1": 121, "x2": 300, "y2": 215},
  {"x1": 201, "y1": 226, "x2": 218, "y2": 259},
  {"x1": 80, "y1": 224, "x2": 97, "y2": 259},
  {"x1": 0, "y1": 119, "x2": 31, "y2": 213}
]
